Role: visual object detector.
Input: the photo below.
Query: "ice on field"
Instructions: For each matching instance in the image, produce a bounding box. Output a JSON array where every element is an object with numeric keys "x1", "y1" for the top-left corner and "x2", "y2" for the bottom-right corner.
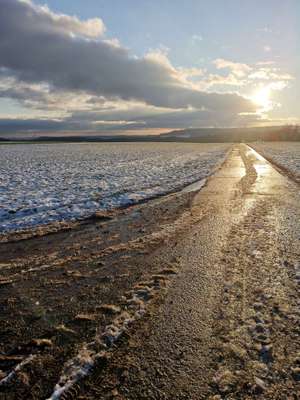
[
  {"x1": 0, "y1": 142, "x2": 229, "y2": 232},
  {"x1": 253, "y1": 142, "x2": 300, "y2": 179}
]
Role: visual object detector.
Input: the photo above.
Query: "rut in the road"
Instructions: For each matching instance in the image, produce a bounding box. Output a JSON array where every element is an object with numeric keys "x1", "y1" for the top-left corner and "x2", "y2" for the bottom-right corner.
[{"x1": 210, "y1": 198, "x2": 300, "y2": 399}]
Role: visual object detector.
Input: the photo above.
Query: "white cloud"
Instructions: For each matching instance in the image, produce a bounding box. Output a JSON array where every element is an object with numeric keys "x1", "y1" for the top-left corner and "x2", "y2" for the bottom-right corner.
[
  {"x1": 256, "y1": 61, "x2": 276, "y2": 66},
  {"x1": 192, "y1": 34, "x2": 203, "y2": 42},
  {"x1": 213, "y1": 59, "x2": 252, "y2": 78},
  {"x1": 249, "y1": 69, "x2": 293, "y2": 81},
  {"x1": 20, "y1": 0, "x2": 105, "y2": 38},
  {"x1": 263, "y1": 45, "x2": 272, "y2": 52},
  {"x1": 268, "y1": 81, "x2": 289, "y2": 91},
  {"x1": 0, "y1": 0, "x2": 254, "y2": 115},
  {"x1": 258, "y1": 27, "x2": 273, "y2": 33}
]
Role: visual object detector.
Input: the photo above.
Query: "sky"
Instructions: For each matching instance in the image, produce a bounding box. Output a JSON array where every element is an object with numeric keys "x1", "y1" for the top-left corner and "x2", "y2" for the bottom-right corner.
[{"x1": 0, "y1": 0, "x2": 299, "y2": 136}]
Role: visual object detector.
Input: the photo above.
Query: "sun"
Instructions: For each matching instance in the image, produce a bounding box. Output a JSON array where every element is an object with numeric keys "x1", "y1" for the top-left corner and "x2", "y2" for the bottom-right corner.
[{"x1": 251, "y1": 86, "x2": 272, "y2": 110}]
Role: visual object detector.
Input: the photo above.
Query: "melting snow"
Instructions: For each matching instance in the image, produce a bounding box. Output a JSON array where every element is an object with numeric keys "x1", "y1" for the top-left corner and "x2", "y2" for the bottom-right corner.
[
  {"x1": 253, "y1": 142, "x2": 300, "y2": 180},
  {"x1": 0, "y1": 142, "x2": 229, "y2": 232}
]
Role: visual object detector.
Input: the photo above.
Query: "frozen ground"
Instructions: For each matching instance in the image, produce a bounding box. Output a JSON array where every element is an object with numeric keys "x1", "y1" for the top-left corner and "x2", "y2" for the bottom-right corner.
[
  {"x1": 253, "y1": 142, "x2": 300, "y2": 179},
  {"x1": 0, "y1": 142, "x2": 229, "y2": 232}
]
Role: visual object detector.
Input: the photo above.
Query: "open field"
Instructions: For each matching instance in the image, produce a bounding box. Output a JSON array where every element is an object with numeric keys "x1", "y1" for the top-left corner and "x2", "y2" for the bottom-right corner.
[{"x1": 0, "y1": 143, "x2": 229, "y2": 233}]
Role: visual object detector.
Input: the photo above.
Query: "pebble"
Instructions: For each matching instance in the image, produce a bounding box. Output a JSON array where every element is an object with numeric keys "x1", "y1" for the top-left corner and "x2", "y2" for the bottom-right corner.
[
  {"x1": 99, "y1": 304, "x2": 121, "y2": 315},
  {"x1": 253, "y1": 313, "x2": 265, "y2": 324},
  {"x1": 111, "y1": 388, "x2": 119, "y2": 397},
  {"x1": 55, "y1": 324, "x2": 77, "y2": 336},
  {"x1": 291, "y1": 367, "x2": 300, "y2": 381},
  {"x1": 214, "y1": 369, "x2": 236, "y2": 394},
  {"x1": 260, "y1": 344, "x2": 273, "y2": 363},
  {"x1": 255, "y1": 334, "x2": 271, "y2": 344},
  {"x1": 254, "y1": 362, "x2": 269, "y2": 378},
  {"x1": 31, "y1": 338, "x2": 53, "y2": 348},
  {"x1": 135, "y1": 288, "x2": 153, "y2": 301},
  {"x1": 253, "y1": 343, "x2": 262, "y2": 352},
  {"x1": 255, "y1": 322, "x2": 267, "y2": 334},
  {"x1": 160, "y1": 267, "x2": 178, "y2": 275},
  {"x1": 253, "y1": 302, "x2": 264, "y2": 311},
  {"x1": 74, "y1": 313, "x2": 96, "y2": 321},
  {"x1": 253, "y1": 377, "x2": 267, "y2": 393},
  {"x1": 223, "y1": 343, "x2": 247, "y2": 360},
  {"x1": 294, "y1": 357, "x2": 300, "y2": 365}
]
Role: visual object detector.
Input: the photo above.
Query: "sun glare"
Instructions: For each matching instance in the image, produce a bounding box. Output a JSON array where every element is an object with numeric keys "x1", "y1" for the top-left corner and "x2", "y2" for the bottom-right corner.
[{"x1": 251, "y1": 86, "x2": 272, "y2": 110}]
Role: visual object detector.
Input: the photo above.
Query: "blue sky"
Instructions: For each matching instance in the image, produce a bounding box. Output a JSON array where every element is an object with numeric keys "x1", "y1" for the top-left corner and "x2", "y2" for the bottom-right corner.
[
  {"x1": 0, "y1": 0, "x2": 299, "y2": 135},
  {"x1": 35, "y1": 0, "x2": 298, "y2": 61}
]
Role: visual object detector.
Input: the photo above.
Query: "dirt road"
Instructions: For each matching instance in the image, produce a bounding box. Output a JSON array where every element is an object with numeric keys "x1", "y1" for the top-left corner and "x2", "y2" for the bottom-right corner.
[{"x1": 0, "y1": 144, "x2": 299, "y2": 399}]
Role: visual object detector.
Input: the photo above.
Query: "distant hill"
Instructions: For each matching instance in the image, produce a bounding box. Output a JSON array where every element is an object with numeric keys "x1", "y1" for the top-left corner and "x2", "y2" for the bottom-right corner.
[
  {"x1": 160, "y1": 126, "x2": 300, "y2": 142},
  {"x1": 0, "y1": 125, "x2": 299, "y2": 143}
]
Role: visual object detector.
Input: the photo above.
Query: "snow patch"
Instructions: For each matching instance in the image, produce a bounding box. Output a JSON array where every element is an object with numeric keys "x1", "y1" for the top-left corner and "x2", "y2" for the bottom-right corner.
[
  {"x1": 253, "y1": 142, "x2": 300, "y2": 180},
  {"x1": 0, "y1": 143, "x2": 229, "y2": 232}
]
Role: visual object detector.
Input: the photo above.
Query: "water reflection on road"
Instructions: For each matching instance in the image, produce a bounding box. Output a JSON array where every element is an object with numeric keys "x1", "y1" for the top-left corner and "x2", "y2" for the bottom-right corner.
[{"x1": 245, "y1": 145, "x2": 290, "y2": 196}]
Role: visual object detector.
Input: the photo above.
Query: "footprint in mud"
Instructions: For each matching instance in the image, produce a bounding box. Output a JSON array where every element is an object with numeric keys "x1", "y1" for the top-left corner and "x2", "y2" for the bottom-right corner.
[{"x1": 44, "y1": 267, "x2": 179, "y2": 399}]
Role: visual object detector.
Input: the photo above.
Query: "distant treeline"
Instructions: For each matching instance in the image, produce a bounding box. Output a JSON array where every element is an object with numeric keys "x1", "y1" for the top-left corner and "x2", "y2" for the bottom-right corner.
[{"x1": 1, "y1": 125, "x2": 299, "y2": 143}]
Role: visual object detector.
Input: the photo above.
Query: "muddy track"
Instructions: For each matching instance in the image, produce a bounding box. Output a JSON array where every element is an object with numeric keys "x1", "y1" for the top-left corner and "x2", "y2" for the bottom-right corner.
[
  {"x1": 210, "y1": 200, "x2": 300, "y2": 399},
  {"x1": 75, "y1": 145, "x2": 300, "y2": 400},
  {"x1": 208, "y1": 147, "x2": 300, "y2": 399}
]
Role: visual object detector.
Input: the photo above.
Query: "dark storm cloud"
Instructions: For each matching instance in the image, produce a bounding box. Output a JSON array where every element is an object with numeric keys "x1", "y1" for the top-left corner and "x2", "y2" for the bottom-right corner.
[
  {"x1": 0, "y1": 118, "x2": 66, "y2": 133},
  {"x1": 69, "y1": 108, "x2": 262, "y2": 131},
  {"x1": 0, "y1": 109, "x2": 262, "y2": 135},
  {"x1": 0, "y1": 0, "x2": 255, "y2": 114}
]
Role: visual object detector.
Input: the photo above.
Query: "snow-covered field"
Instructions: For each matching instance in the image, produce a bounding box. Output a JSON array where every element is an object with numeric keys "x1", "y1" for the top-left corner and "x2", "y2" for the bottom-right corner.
[
  {"x1": 0, "y1": 142, "x2": 230, "y2": 232},
  {"x1": 252, "y1": 142, "x2": 300, "y2": 180}
]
